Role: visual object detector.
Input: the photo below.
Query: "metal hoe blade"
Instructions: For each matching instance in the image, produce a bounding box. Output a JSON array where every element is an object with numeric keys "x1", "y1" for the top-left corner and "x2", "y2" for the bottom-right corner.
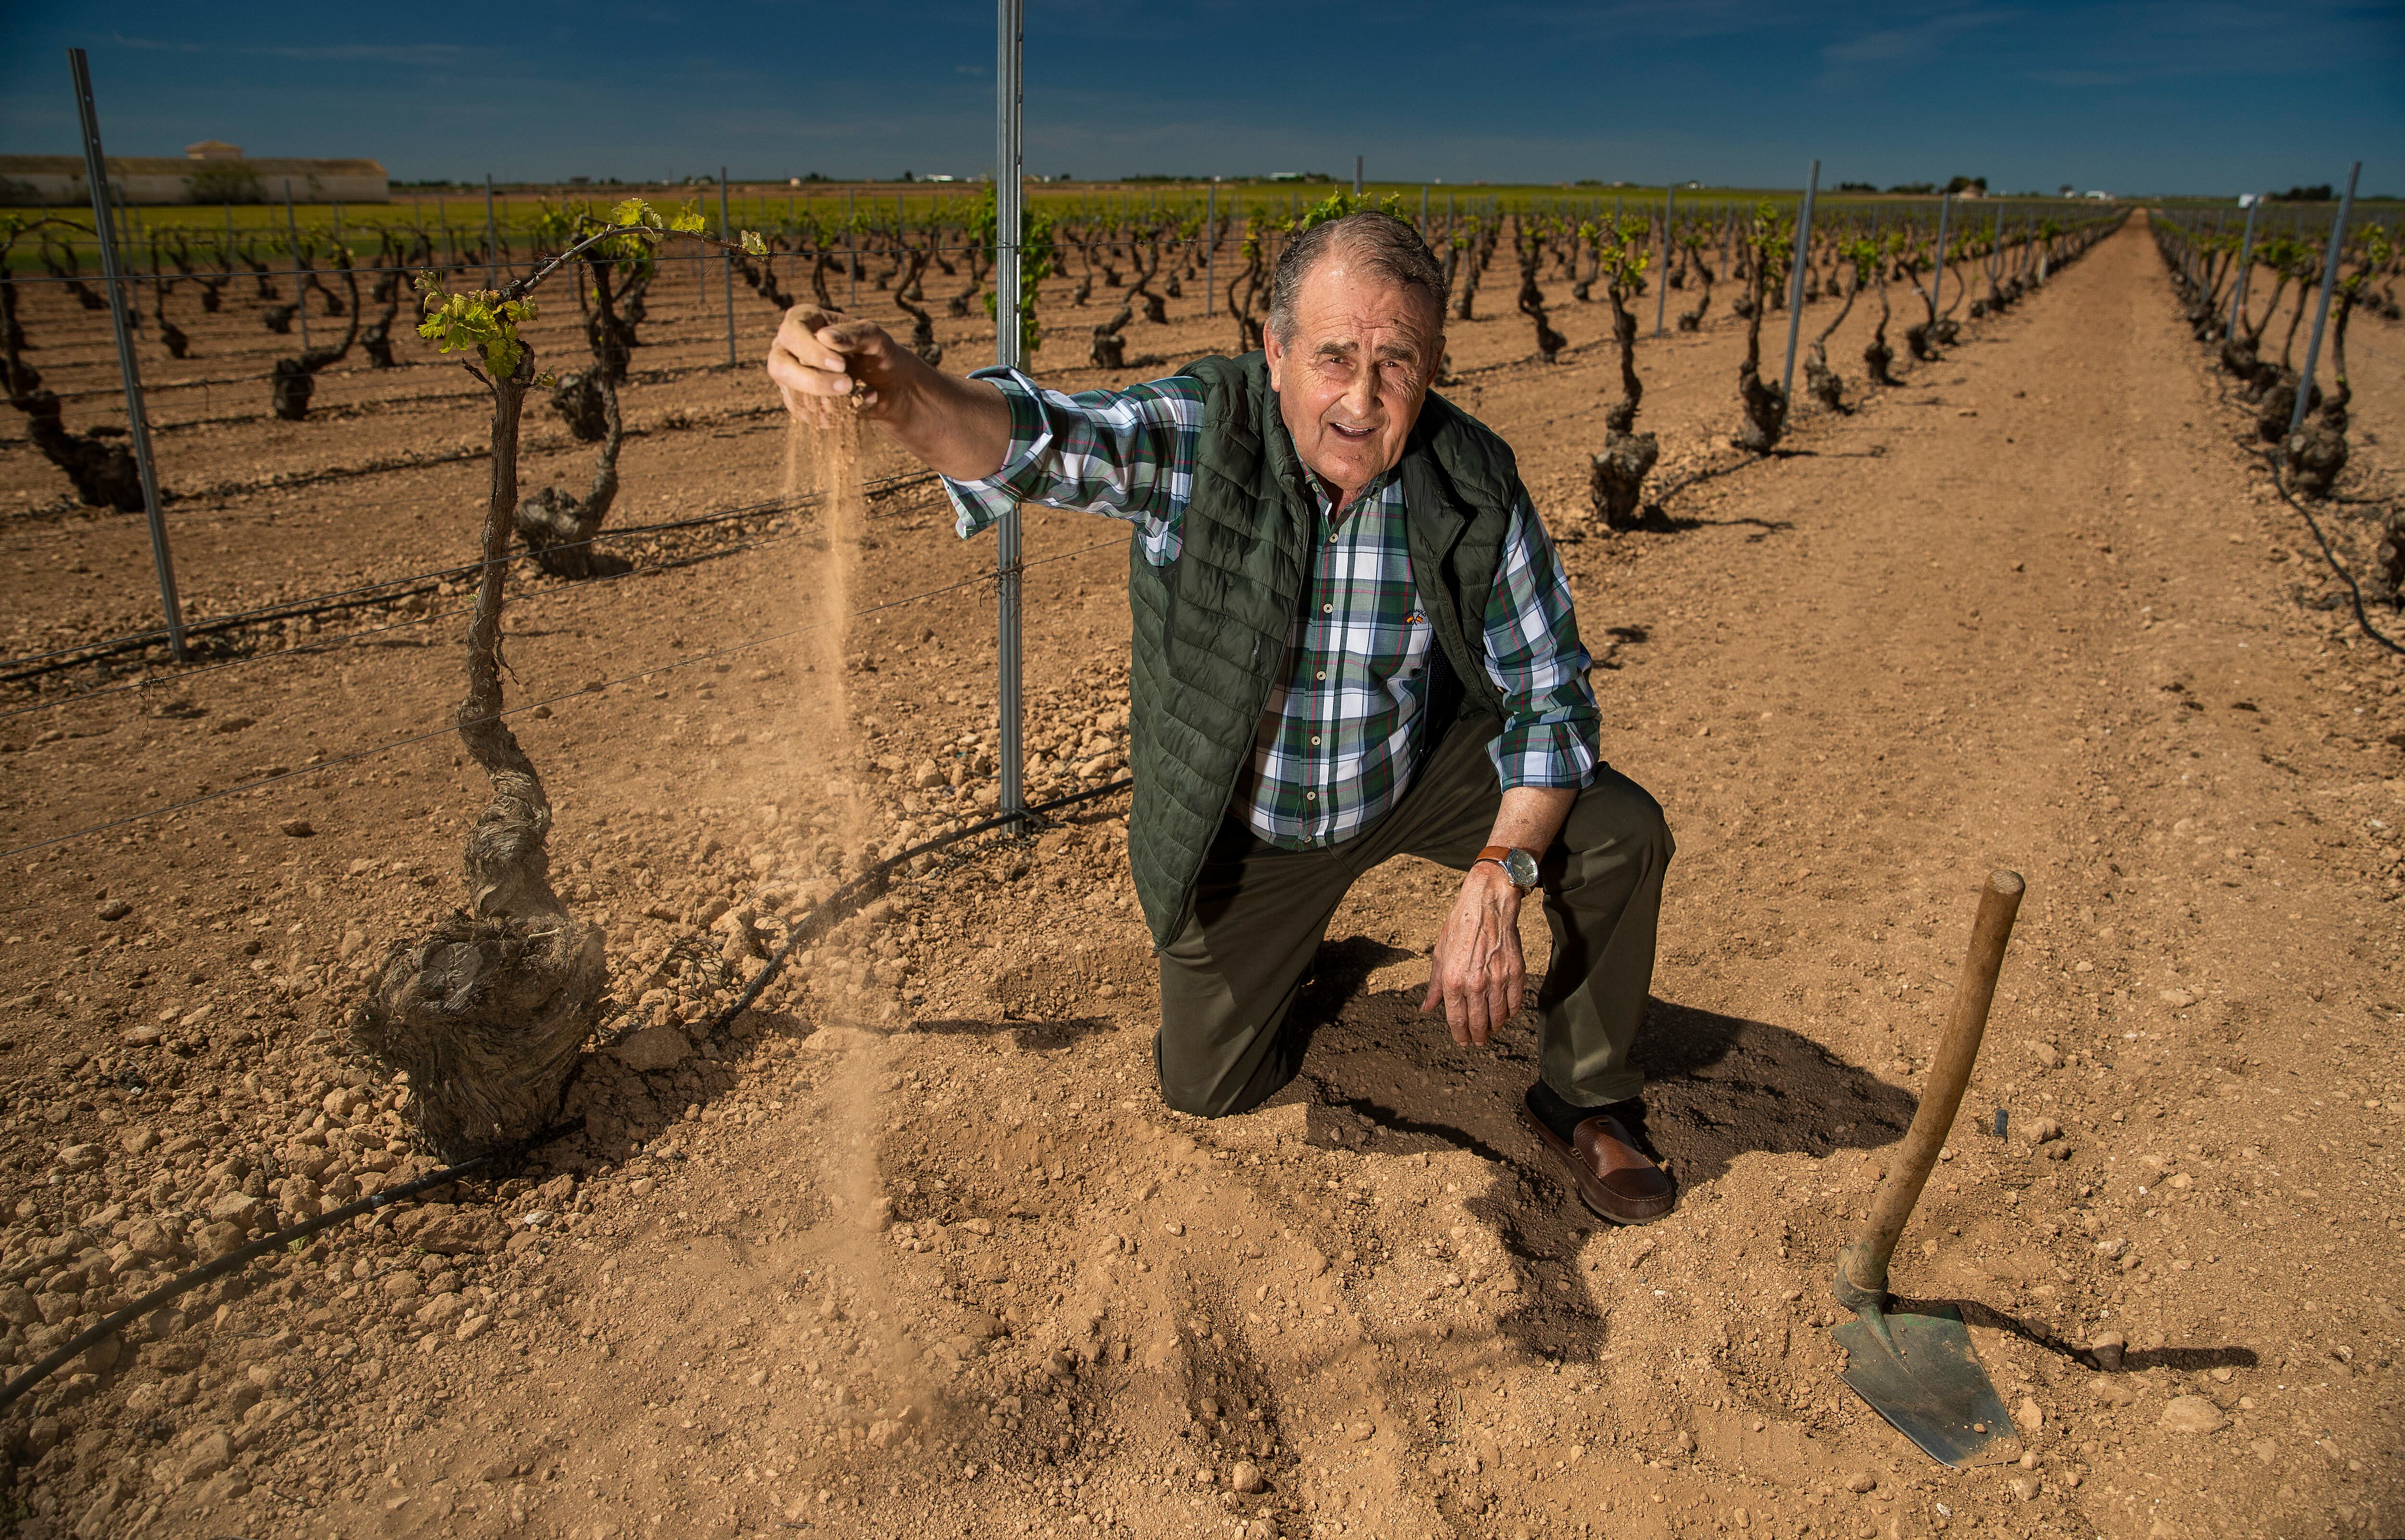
[
  {"x1": 1829, "y1": 870, "x2": 2030, "y2": 1469},
  {"x1": 1833, "y1": 1303, "x2": 2021, "y2": 1469}
]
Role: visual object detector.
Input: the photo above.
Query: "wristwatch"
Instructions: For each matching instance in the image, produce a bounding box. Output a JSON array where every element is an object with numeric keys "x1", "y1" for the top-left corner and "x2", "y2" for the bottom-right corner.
[{"x1": 1474, "y1": 846, "x2": 1542, "y2": 890}]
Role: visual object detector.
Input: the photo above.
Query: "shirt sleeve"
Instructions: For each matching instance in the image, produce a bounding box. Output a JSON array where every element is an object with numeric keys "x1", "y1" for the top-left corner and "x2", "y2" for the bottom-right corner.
[
  {"x1": 1480, "y1": 493, "x2": 1600, "y2": 791},
  {"x1": 939, "y1": 367, "x2": 1203, "y2": 567}
]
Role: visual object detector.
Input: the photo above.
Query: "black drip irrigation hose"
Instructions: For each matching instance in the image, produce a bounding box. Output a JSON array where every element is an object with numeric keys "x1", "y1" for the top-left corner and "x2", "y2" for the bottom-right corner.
[
  {"x1": 681, "y1": 774, "x2": 1137, "y2": 1045},
  {"x1": 0, "y1": 1117, "x2": 583, "y2": 1417},
  {"x1": 0, "y1": 508, "x2": 833, "y2": 710},
  {"x1": 0, "y1": 472, "x2": 941, "y2": 686},
  {"x1": 0, "y1": 532, "x2": 1131, "y2": 862},
  {"x1": 2181, "y1": 279, "x2": 2404, "y2": 660},
  {"x1": 2265, "y1": 453, "x2": 2405, "y2": 658}
]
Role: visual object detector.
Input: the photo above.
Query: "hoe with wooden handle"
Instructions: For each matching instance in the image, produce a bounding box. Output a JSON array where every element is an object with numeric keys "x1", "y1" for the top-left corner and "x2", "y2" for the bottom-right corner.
[{"x1": 1831, "y1": 868, "x2": 2026, "y2": 1468}]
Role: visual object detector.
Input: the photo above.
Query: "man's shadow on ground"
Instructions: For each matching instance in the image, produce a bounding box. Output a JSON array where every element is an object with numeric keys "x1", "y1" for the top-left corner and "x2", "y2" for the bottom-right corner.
[
  {"x1": 1265, "y1": 936, "x2": 1918, "y2": 1361},
  {"x1": 1282, "y1": 935, "x2": 1918, "y2": 1189}
]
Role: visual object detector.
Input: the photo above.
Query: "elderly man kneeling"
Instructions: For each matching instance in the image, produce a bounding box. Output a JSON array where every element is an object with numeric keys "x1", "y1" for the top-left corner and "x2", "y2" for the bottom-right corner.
[{"x1": 767, "y1": 211, "x2": 1677, "y2": 1226}]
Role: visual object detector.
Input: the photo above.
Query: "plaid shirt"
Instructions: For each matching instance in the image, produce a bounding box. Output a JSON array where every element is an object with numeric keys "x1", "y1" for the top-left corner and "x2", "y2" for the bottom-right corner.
[{"x1": 943, "y1": 367, "x2": 1597, "y2": 850}]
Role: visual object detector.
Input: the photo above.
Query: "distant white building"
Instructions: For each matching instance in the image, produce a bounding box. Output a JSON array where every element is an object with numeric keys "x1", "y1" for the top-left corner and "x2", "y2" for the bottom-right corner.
[{"x1": 0, "y1": 142, "x2": 388, "y2": 206}]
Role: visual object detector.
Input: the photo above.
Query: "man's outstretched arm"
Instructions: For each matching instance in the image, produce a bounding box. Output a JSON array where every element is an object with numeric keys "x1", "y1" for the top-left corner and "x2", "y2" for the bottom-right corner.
[
  {"x1": 765, "y1": 304, "x2": 1011, "y2": 480},
  {"x1": 766, "y1": 304, "x2": 1199, "y2": 563}
]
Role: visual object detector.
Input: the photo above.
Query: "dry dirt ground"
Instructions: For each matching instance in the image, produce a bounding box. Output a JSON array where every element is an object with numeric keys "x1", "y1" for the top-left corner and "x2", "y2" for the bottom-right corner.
[{"x1": 0, "y1": 215, "x2": 2400, "y2": 1540}]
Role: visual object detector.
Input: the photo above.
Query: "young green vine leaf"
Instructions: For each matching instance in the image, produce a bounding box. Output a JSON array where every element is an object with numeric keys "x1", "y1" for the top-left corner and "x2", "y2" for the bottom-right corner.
[{"x1": 413, "y1": 273, "x2": 535, "y2": 379}]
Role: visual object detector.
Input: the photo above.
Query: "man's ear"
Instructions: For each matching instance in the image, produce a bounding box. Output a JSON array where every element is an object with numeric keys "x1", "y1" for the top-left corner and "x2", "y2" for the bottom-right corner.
[{"x1": 1263, "y1": 327, "x2": 1284, "y2": 392}]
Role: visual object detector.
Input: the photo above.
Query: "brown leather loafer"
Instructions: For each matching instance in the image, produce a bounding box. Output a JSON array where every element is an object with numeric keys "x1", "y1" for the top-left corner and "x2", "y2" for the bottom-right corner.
[{"x1": 1518, "y1": 1102, "x2": 1677, "y2": 1226}]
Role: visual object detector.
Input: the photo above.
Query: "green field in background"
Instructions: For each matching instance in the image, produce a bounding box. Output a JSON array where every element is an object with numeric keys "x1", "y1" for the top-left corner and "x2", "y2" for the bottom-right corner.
[{"x1": 5, "y1": 176, "x2": 2362, "y2": 275}]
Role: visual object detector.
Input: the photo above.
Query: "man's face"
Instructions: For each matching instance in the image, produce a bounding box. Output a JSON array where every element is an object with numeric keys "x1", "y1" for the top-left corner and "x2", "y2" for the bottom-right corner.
[{"x1": 1263, "y1": 251, "x2": 1441, "y2": 508}]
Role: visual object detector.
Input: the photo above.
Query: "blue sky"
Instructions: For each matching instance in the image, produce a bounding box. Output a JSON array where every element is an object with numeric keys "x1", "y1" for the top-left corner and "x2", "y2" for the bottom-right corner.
[{"x1": 3, "y1": 1, "x2": 2400, "y2": 196}]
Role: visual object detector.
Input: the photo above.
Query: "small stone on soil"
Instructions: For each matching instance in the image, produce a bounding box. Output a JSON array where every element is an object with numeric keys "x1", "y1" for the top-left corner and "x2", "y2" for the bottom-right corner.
[{"x1": 2160, "y1": 1395, "x2": 2227, "y2": 1434}]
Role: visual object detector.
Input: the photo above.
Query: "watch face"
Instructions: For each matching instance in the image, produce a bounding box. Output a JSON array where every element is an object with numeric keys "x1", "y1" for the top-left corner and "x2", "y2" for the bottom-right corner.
[{"x1": 1504, "y1": 848, "x2": 1541, "y2": 887}]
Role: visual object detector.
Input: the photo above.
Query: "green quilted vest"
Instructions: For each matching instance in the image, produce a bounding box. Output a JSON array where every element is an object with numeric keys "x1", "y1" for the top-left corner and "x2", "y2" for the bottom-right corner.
[{"x1": 1125, "y1": 350, "x2": 1526, "y2": 947}]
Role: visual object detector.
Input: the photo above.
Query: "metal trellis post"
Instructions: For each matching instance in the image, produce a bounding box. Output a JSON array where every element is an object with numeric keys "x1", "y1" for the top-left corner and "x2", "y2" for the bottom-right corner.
[
  {"x1": 484, "y1": 173, "x2": 497, "y2": 289},
  {"x1": 2226, "y1": 191, "x2": 2264, "y2": 342},
  {"x1": 1930, "y1": 192, "x2": 1951, "y2": 320},
  {"x1": 68, "y1": 48, "x2": 185, "y2": 663},
  {"x1": 2288, "y1": 161, "x2": 2360, "y2": 442},
  {"x1": 1204, "y1": 181, "x2": 1216, "y2": 319},
  {"x1": 995, "y1": 0, "x2": 1026, "y2": 833},
  {"x1": 1654, "y1": 184, "x2": 1674, "y2": 337},
  {"x1": 284, "y1": 179, "x2": 310, "y2": 353},
  {"x1": 847, "y1": 188, "x2": 858, "y2": 309},
  {"x1": 1780, "y1": 159, "x2": 1820, "y2": 407},
  {"x1": 1354, "y1": 155, "x2": 1363, "y2": 198},
  {"x1": 720, "y1": 167, "x2": 736, "y2": 368}
]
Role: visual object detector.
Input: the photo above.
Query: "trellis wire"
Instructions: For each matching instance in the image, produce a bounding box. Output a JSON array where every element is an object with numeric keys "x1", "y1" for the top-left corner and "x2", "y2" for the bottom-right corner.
[
  {"x1": 0, "y1": 472, "x2": 937, "y2": 682},
  {"x1": 0, "y1": 529, "x2": 1133, "y2": 861},
  {"x1": 0, "y1": 505, "x2": 835, "y2": 717}
]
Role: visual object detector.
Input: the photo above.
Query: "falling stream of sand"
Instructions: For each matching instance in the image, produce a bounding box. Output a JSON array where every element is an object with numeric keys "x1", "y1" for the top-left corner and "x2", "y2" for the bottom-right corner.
[{"x1": 774, "y1": 414, "x2": 935, "y2": 1448}]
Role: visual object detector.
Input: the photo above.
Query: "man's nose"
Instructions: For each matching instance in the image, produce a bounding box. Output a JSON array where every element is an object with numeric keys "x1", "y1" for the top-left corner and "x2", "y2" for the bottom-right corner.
[{"x1": 1339, "y1": 361, "x2": 1380, "y2": 420}]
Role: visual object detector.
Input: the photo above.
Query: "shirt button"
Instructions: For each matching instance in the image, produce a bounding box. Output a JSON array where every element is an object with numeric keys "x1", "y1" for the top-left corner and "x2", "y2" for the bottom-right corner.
[
  {"x1": 1306, "y1": 792, "x2": 1316, "y2": 800},
  {"x1": 1310, "y1": 735, "x2": 1321, "y2": 745},
  {"x1": 1315, "y1": 670, "x2": 1326, "y2": 681},
  {"x1": 1322, "y1": 603, "x2": 1333, "y2": 614}
]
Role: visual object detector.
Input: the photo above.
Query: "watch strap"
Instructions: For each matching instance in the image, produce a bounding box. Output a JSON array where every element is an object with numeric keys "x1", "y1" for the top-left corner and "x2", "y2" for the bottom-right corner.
[{"x1": 1474, "y1": 846, "x2": 1540, "y2": 888}]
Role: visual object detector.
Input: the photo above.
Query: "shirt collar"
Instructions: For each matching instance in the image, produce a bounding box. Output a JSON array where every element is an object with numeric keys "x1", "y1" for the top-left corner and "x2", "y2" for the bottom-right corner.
[{"x1": 1309, "y1": 464, "x2": 1401, "y2": 518}]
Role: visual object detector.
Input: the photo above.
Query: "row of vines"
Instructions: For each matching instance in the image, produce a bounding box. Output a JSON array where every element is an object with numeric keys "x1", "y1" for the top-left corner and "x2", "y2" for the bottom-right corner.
[
  {"x1": 6, "y1": 190, "x2": 2117, "y2": 529},
  {"x1": 2151, "y1": 204, "x2": 2405, "y2": 605}
]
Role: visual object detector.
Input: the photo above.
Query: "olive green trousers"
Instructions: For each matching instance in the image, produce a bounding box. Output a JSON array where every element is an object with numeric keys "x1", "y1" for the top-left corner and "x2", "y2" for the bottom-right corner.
[{"x1": 1152, "y1": 715, "x2": 1673, "y2": 1118}]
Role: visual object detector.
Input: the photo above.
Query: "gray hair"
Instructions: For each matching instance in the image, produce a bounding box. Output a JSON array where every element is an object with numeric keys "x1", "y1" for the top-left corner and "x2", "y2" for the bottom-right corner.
[{"x1": 1266, "y1": 210, "x2": 1445, "y2": 350}]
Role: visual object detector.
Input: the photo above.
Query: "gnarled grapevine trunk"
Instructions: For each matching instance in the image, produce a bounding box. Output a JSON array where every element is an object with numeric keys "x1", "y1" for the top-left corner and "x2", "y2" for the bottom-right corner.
[
  {"x1": 151, "y1": 275, "x2": 190, "y2": 361},
  {"x1": 360, "y1": 237, "x2": 405, "y2": 369},
  {"x1": 891, "y1": 251, "x2": 938, "y2": 361},
  {"x1": 518, "y1": 370, "x2": 626, "y2": 578},
  {"x1": 1129, "y1": 237, "x2": 1167, "y2": 325},
  {"x1": 1516, "y1": 245, "x2": 1566, "y2": 364},
  {"x1": 1734, "y1": 240, "x2": 1787, "y2": 454},
  {"x1": 1804, "y1": 262, "x2": 1861, "y2": 413},
  {"x1": 2284, "y1": 289, "x2": 2358, "y2": 497},
  {"x1": 1677, "y1": 247, "x2": 1713, "y2": 331},
  {"x1": 1228, "y1": 238, "x2": 1266, "y2": 353},
  {"x1": 270, "y1": 258, "x2": 363, "y2": 422},
  {"x1": 551, "y1": 248, "x2": 640, "y2": 441},
  {"x1": 2372, "y1": 506, "x2": 2405, "y2": 607},
  {"x1": 1864, "y1": 265, "x2": 1897, "y2": 385},
  {"x1": 1588, "y1": 264, "x2": 1655, "y2": 532},
  {"x1": 354, "y1": 366, "x2": 607, "y2": 1161},
  {"x1": 1090, "y1": 302, "x2": 1133, "y2": 369},
  {"x1": 1, "y1": 265, "x2": 144, "y2": 513}
]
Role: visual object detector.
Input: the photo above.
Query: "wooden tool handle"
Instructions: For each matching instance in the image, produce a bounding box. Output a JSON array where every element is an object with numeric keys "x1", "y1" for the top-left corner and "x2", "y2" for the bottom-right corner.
[{"x1": 1836, "y1": 869, "x2": 2025, "y2": 1310}]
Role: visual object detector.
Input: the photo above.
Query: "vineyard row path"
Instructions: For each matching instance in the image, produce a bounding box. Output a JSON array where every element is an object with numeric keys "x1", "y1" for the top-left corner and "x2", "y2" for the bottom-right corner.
[{"x1": 0, "y1": 214, "x2": 2396, "y2": 1540}]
